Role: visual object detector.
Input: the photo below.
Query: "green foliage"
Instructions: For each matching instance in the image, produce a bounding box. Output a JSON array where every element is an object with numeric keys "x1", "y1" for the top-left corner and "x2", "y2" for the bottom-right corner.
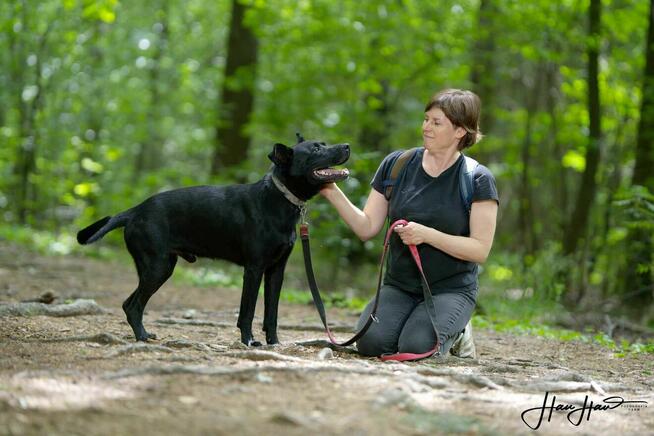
[
  {"x1": 613, "y1": 185, "x2": 654, "y2": 231},
  {"x1": 481, "y1": 242, "x2": 572, "y2": 303}
]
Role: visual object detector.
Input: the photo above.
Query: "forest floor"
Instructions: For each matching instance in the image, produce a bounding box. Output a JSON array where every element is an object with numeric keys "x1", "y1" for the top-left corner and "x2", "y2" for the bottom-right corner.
[{"x1": 0, "y1": 240, "x2": 653, "y2": 436}]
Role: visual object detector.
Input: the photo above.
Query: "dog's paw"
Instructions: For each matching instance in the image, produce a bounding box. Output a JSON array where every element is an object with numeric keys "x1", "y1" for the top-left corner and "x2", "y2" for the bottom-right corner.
[
  {"x1": 134, "y1": 332, "x2": 157, "y2": 342},
  {"x1": 249, "y1": 340, "x2": 263, "y2": 347}
]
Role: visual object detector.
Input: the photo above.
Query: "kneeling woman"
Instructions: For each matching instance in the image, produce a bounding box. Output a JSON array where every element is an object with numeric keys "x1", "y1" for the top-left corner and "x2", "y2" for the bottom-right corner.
[{"x1": 320, "y1": 89, "x2": 499, "y2": 358}]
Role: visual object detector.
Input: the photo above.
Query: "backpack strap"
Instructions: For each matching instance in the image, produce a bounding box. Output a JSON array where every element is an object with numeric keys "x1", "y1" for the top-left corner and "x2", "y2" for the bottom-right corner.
[
  {"x1": 460, "y1": 154, "x2": 479, "y2": 214},
  {"x1": 383, "y1": 148, "x2": 418, "y2": 200}
]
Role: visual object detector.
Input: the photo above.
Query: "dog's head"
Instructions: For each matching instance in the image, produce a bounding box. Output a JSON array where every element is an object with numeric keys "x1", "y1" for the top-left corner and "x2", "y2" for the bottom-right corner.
[{"x1": 268, "y1": 134, "x2": 350, "y2": 201}]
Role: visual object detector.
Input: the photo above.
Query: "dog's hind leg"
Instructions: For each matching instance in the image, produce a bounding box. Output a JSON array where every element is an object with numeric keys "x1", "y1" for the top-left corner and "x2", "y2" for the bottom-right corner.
[
  {"x1": 263, "y1": 250, "x2": 292, "y2": 345},
  {"x1": 122, "y1": 253, "x2": 177, "y2": 341},
  {"x1": 237, "y1": 266, "x2": 264, "y2": 346}
]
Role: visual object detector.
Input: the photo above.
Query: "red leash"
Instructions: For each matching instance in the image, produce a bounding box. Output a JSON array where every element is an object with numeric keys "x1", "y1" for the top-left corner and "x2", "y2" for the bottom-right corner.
[
  {"x1": 300, "y1": 219, "x2": 440, "y2": 361},
  {"x1": 379, "y1": 220, "x2": 440, "y2": 361}
]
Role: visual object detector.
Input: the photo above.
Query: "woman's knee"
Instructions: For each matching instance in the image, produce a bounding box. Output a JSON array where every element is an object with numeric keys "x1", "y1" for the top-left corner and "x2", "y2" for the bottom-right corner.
[
  {"x1": 398, "y1": 330, "x2": 436, "y2": 354},
  {"x1": 356, "y1": 329, "x2": 396, "y2": 356}
]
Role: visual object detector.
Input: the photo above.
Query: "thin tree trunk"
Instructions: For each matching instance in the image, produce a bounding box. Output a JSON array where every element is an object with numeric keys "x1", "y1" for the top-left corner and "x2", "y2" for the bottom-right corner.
[
  {"x1": 357, "y1": 79, "x2": 391, "y2": 151},
  {"x1": 563, "y1": 0, "x2": 602, "y2": 257},
  {"x1": 518, "y1": 67, "x2": 545, "y2": 260},
  {"x1": 134, "y1": 1, "x2": 169, "y2": 177},
  {"x1": 544, "y1": 62, "x2": 567, "y2": 239},
  {"x1": 623, "y1": 0, "x2": 654, "y2": 314},
  {"x1": 518, "y1": 108, "x2": 535, "y2": 259},
  {"x1": 211, "y1": 0, "x2": 258, "y2": 177},
  {"x1": 470, "y1": 0, "x2": 496, "y2": 138},
  {"x1": 13, "y1": 1, "x2": 51, "y2": 224}
]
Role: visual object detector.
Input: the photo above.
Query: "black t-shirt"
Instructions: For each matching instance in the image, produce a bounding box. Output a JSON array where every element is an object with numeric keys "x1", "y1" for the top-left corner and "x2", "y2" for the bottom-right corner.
[{"x1": 371, "y1": 148, "x2": 499, "y2": 296}]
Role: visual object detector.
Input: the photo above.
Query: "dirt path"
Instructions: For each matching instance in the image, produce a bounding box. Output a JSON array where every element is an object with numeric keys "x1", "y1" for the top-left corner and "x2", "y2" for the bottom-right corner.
[{"x1": 0, "y1": 241, "x2": 652, "y2": 435}]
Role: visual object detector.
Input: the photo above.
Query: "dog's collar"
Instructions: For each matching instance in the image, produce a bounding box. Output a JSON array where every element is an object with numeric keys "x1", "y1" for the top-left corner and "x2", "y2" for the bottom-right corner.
[{"x1": 271, "y1": 174, "x2": 306, "y2": 209}]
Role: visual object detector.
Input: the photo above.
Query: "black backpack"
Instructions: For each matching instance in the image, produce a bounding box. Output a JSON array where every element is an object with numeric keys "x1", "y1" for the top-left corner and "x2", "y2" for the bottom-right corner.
[{"x1": 381, "y1": 148, "x2": 479, "y2": 214}]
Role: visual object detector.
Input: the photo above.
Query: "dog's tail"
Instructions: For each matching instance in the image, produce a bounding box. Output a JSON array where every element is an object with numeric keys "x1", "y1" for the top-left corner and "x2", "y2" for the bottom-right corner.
[{"x1": 77, "y1": 212, "x2": 131, "y2": 245}]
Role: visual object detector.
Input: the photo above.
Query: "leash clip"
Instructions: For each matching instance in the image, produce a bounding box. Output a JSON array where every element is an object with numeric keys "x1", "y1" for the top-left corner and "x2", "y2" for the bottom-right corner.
[
  {"x1": 300, "y1": 205, "x2": 308, "y2": 225},
  {"x1": 370, "y1": 314, "x2": 379, "y2": 323}
]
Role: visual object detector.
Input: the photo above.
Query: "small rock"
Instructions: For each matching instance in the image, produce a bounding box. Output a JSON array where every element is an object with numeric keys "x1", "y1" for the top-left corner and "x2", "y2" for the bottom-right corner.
[
  {"x1": 164, "y1": 339, "x2": 195, "y2": 349},
  {"x1": 39, "y1": 290, "x2": 57, "y2": 304},
  {"x1": 256, "y1": 373, "x2": 273, "y2": 383},
  {"x1": 182, "y1": 309, "x2": 197, "y2": 319},
  {"x1": 271, "y1": 412, "x2": 311, "y2": 427},
  {"x1": 317, "y1": 347, "x2": 334, "y2": 360},
  {"x1": 178, "y1": 396, "x2": 199, "y2": 405}
]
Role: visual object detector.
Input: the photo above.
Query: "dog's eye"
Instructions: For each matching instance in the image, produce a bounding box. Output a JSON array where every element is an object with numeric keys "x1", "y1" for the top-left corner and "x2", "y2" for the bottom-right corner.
[{"x1": 313, "y1": 144, "x2": 320, "y2": 152}]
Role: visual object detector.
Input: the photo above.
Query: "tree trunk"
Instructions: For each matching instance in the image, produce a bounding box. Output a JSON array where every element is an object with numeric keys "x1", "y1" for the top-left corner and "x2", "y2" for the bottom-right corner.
[
  {"x1": 12, "y1": 2, "x2": 50, "y2": 224},
  {"x1": 518, "y1": 68, "x2": 544, "y2": 259},
  {"x1": 623, "y1": 0, "x2": 654, "y2": 314},
  {"x1": 135, "y1": 1, "x2": 169, "y2": 177},
  {"x1": 544, "y1": 62, "x2": 567, "y2": 239},
  {"x1": 357, "y1": 72, "x2": 391, "y2": 150},
  {"x1": 210, "y1": 0, "x2": 258, "y2": 177},
  {"x1": 470, "y1": 0, "x2": 497, "y2": 138},
  {"x1": 563, "y1": 0, "x2": 602, "y2": 257}
]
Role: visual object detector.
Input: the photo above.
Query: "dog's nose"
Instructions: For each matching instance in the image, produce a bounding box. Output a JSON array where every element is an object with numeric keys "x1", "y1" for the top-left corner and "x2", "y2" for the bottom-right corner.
[{"x1": 343, "y1": 143, "x2": 350, "y2": 151}]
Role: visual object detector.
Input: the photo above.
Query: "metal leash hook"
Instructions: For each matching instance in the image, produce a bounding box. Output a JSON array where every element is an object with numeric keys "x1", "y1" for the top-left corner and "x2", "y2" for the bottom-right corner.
[{"x1": 299, "y1": 205, "x2": 308, "y2": 226}]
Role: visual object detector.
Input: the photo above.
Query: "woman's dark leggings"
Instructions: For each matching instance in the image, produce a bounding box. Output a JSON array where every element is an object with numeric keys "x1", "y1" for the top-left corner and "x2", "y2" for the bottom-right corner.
[{"x1": 355, "y1": 284, "x2": 476, "y2": 357}]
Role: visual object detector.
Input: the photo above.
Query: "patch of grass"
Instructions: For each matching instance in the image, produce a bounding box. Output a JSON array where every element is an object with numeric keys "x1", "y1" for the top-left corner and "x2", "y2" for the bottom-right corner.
[
  {"x1": 0, "y1": 224, "x2": 77, "y2": 256},
  {"x1": 0, "y1": 223, "x2": 125, "y2": 261},
  {"x1": 280, "y1": 288, "x2": 368, "y2": 311},
  {"x1": 173, "y1": 265, "x2": 242, "y2": 289},
  {"x1": 473, "y1": 314, "x2": 654, "y2": 357}
]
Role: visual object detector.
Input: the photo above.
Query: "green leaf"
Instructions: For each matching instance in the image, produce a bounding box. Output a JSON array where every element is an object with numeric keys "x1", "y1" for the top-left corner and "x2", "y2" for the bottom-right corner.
[{"x1": 562, "y1": 150, "x2": 586, "y2": 172}]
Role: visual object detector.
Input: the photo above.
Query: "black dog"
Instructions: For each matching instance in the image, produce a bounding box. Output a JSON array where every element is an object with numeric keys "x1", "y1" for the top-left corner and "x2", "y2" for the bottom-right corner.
[{"x1": 77, "y1": 135, "x2": 350, "y2": 346}]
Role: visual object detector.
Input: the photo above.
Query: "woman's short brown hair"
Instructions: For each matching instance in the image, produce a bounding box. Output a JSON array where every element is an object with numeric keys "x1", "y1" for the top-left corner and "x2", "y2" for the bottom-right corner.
[{"x1": 424, "y1": 89, "x2": 482, "y2": 150}]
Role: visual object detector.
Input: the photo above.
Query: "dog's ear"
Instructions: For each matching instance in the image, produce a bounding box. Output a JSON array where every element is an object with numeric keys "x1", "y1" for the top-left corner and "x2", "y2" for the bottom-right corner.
[
  {"x1": 295, "y1": 132, "x2": 305, "y2": 143},
  {"x1": 268, "y1": 143, "x2": 293, "y2": 166}
]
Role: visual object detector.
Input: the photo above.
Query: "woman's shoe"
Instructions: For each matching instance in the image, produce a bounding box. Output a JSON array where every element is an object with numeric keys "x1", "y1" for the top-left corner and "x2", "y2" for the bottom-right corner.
[{"x1": 450, "y1": 320, "x2": 476, "y2": 358}]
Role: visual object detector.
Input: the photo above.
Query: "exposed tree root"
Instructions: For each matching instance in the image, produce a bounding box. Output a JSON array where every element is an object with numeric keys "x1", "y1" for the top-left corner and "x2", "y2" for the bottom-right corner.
[
  {"x1": 104, "y1": 343, "x2": 175, "y2": 358},
  {"x1": 41, "y1": 333, "x2": 127, "y2": 345},
  {"x1": 100, "y1": 360, "x2": 506, "y2": 394},
  {"x1": 221, "y1": 350, "x2": 308, "y2": 362},
  {"x1": 102, "y1": 362, "x2": 391, "y2": 380},
  {"x1": 0, "y1": 299, "x2": 105, "y2": 317},
  {"x1": 161, "y1": 339, "x2": 226, "y2": 352}
]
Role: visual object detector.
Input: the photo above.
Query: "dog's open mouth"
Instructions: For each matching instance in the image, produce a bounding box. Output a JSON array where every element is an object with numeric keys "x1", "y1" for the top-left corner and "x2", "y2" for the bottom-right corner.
[{"x1": 312, "y1": 167, "x2": 350, "y2": 183}]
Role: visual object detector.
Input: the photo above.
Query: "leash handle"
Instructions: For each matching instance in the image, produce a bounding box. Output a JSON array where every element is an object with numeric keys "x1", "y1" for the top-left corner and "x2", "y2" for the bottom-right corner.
[{"x1": 388, "y1": 219, "x2": 423, "y2": 271}]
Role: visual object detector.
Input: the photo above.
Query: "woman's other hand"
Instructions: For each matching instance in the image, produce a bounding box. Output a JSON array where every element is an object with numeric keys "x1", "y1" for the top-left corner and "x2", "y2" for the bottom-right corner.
[{"x1": 393, "y1": 221, "x2": 429, "y2": 245}]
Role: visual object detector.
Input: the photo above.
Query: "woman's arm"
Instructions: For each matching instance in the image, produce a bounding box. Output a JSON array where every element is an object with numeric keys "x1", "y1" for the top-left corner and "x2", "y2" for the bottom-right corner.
[
  {"x1": 393, "y1": 200, "x2": 498, "y2": 263},
  {"x1": 320, "y1": 184, "x2": 388, "y2": 241}
]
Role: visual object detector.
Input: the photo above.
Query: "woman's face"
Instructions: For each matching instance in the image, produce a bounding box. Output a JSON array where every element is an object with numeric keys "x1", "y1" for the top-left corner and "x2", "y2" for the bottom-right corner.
[{"x1": 422, "y1": 107, "x2": 464, "y2": 151}]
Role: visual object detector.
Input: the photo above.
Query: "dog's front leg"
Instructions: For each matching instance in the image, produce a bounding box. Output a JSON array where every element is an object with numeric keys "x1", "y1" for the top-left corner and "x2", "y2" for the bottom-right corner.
[
  {"x1": 263, "y1": 250, "x2": 292, "y2": 345},
  {"x1": 237, "y1": 267, "x2": 264, "y2": 346}
]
